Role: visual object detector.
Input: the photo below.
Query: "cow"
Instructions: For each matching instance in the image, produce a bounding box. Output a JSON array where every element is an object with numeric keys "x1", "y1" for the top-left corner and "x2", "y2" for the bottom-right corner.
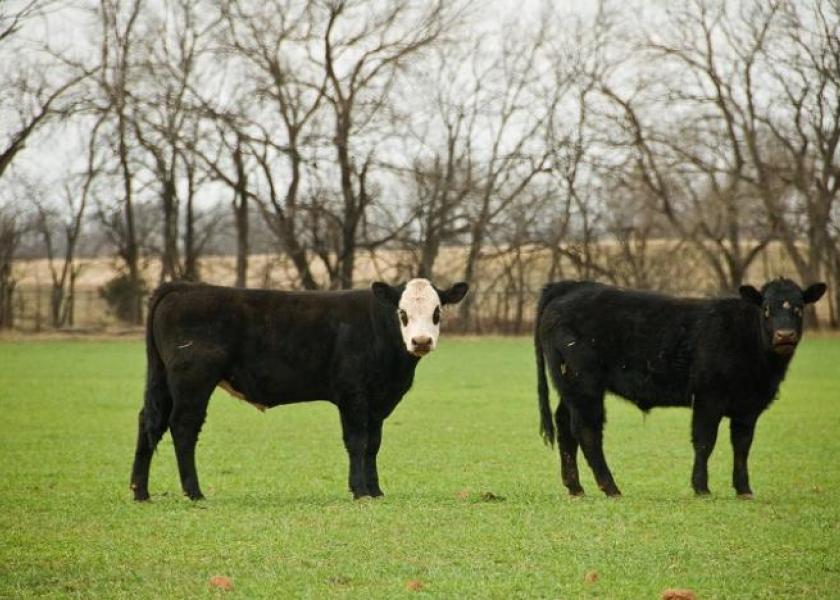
[
  {"x1": 535, "y1": 278, "x2": 826, "y2": 498},
  {"x1": 130, "y1": 278, "x2": 469, "y2": 501}
]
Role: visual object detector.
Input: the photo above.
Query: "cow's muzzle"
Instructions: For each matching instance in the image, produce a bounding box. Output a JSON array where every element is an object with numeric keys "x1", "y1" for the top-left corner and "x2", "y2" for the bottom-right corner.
[
  {"x1": 772, "y1": 329, "x2": 798, "y2": 355},
  {"x1": 411, "y1": 336, "x2": 433, "y2": 357}
]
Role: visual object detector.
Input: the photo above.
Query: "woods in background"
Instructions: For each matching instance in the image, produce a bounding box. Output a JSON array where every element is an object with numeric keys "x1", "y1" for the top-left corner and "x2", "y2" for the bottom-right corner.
[{"x1": 1, "y1": 0, "x2": 839, "y2": 331}]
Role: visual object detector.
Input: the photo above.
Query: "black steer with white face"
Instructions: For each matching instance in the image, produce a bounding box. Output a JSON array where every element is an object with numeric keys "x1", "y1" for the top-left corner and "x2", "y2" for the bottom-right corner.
[
  {"x1": 131, "y1": 278, "x2": 468, "y2": 501},
  {"x1": 535, "y1": 278, "x2": 826, "y2": 498}
]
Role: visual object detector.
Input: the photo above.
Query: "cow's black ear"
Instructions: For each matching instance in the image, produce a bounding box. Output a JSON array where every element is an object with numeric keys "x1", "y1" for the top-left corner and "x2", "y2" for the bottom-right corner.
[
  {"x1": 372, "y1": 282, "x2": 400, "y2": 306},
  {"x1": 739, "y1": 285, "x2": 763, "y2": 306},
  {"x1": 803, "y1": 282, "x2": 827, "y2": 304},
  {"x1": 439, "y1": 282, "x2": 469, "y2": 305}
]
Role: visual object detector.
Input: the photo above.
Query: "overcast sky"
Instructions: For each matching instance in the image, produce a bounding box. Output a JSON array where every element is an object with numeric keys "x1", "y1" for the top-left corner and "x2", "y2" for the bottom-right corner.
[{"x1": 4, "y1": 0, "x2": 659, "y2": 209}]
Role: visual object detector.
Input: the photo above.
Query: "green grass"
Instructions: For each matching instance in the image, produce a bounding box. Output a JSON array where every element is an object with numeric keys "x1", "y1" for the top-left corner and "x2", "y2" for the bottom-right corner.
[{"x1": 1, "y1": 337, "x2": 839, "y2": 598}]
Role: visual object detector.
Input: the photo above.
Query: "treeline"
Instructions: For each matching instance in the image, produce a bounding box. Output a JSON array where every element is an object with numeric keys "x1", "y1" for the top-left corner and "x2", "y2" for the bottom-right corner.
[{"x1": 1, "y1": 0, "x2": 838, "y2": 330}]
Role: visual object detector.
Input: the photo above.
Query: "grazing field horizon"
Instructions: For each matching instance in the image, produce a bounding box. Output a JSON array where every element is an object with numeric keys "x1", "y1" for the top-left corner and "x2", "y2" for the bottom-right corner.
[{"x1": 1, "y1": 337, "x2": 839, "y2": 598}]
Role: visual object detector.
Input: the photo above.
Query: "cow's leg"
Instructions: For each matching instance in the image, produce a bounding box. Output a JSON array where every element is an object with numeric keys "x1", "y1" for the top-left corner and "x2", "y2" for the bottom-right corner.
[
  {"x1": 364, "y1": 419, "x2": 384, "y2": 498},
  {"x1": 555, "y1": 400, "x2": 584, "y2": 496},
  {"x1": 730, "y1": 414, "x2": 758, "y2": 498},
  {"x1": 131, "y1": 358, "x2": 173, "y2": 501},
  {"x1": 569, "y1": 398, "x2": 621, "y2": 497},
  {"x1": 339, "y1": 407, "x2": 370, "y2": 499},
  {"x1": 130, "y1": 408, "x2": 166, "y2": 501},
  {"x1": 691, "y1": 407, "x2": 723, "y2": 495},
  {"x1": 168, "y1": 376, "x2": 215, "y2": 501}
]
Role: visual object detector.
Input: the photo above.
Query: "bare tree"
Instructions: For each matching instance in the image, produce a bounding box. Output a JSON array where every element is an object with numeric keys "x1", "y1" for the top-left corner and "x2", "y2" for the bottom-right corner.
[
  {"x1": 319, "y1": 0, "x2": 462, "y2": 288},
  {"x1": 213, "y1": 0, "x2": 326, "y2": 289},
  {"x1": 397, "y1": 44, "x2": 477, "y2": 279},
  {"x1": 31, "y1": 124, "x2": 100, "y2": 327},
  {"x1": 0, "y1": 204, "x2": 28, "y2": 329},
  {"x1": 130, "y1": 0, "x2": 212, "y2": 283},
  {"x1": 586, "y1": 1, "x2": 773, "y2": 293},
  {"x1": 0, "y1": 2, "x2": 91, "y2": 182},
  {"x1": 91, "y1": 0, "x2": 146, "y2": 323},
  {"x1": 761, "y1": 0, "x2": 840, "y2": 323},
  {"x1": 456, "y1": 29, "x2": 555, "y2": 327}
]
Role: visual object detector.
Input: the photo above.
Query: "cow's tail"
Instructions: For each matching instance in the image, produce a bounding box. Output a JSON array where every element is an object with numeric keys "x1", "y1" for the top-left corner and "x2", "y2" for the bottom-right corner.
[
  {"x1": 142, "y1": 284, "x2": 179, "y2": 449},
  {"x1": 535, "y1": 281, "x2": 581, "y2": 447},
  {"x1": 536, "y1": 326, "x2": 554, "y2": 447}
]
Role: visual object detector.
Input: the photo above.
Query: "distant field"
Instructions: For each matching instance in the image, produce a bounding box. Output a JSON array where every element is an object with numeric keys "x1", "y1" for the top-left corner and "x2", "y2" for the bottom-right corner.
[
  {"x1": 11, "y1": 240, "x2": 835, "y2": 333},
  {"x1": 1, "y1": 338, "x2": 839, "y2": 598}
]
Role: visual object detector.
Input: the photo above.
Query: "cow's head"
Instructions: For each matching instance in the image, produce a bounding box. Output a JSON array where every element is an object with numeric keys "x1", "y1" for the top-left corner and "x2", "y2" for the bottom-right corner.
[
  {"x1": 739, "y1": 278, "x2": 826, "y2": 356},
  {"x1": 372, "y1": 278, "x2": 469, "y2": 357}
]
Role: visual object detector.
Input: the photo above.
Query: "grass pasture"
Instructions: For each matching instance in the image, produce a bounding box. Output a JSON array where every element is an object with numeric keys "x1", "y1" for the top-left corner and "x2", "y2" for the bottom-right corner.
[{"x1": 1, "y1": 337, "x2": 839, "y2": 598}]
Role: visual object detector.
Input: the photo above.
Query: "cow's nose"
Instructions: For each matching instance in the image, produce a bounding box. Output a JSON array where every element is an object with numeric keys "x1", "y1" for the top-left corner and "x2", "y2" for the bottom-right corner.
[
  {"x1": 412, "y1": 336, "x2": 432, "y2": 348},
  {"x1": 773, "y1": 329, "x2": 797, "y2": 344}
]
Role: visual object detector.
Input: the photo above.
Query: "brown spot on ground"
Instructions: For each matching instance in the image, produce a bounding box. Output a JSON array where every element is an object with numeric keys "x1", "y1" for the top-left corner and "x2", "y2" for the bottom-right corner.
[
  {"x1": 406, "y1": 579, "x2": 424, "y2": 591},
  {"x1": 478, "y1": 491, "x2": 505, "y2": 502},
  {"x1": 209, "y1": 575, "x2": 233, "y2": 591},
  {"x1": 583, "y1": 570, "x2": 599, "y2": 583},
  {"x1": 661, "y1": 588, "x2": 697, "y2": 600},
  {"x1": 455, "y1": 489, "x2": 470, "y2": 500}
]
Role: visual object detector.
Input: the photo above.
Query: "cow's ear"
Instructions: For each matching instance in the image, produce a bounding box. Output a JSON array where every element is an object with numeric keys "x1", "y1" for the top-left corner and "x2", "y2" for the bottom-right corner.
[
  {"x1": 803, "y1": 282, "x2": 827, "y2": 304},
  {"x1": 372, "y1": 282, "x2": 400, "y2": 306},
  {"x1": 439, "y1": 282, "x2": 469, "y2": 305},
  {"x1": 739, "y1": 285, "x2": 763, "y2": 306}
]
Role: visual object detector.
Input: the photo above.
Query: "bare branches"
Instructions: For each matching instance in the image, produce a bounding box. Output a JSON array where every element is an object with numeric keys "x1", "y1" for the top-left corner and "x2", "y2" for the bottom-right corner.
[{"x1": 2, "y1": 0, "x2": 839, "y2": 331}]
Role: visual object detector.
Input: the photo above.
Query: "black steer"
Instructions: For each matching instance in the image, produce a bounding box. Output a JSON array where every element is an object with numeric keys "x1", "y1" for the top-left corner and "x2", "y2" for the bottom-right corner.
[
  {"x1": 130, "y1": 278, "x2": 468, "y2": 501},
  {"x1": 535, "y1": 278, "x2": 826, "y2": 498}
]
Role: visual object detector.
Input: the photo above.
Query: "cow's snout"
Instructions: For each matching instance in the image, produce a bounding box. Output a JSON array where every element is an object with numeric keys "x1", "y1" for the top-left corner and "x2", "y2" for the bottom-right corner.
[
  {"x1": 411, "y1": 336, "x2": 433, "y2": 356},
  {"x1": 772, "y1": 329, "x2": 798, "y2": 354}
]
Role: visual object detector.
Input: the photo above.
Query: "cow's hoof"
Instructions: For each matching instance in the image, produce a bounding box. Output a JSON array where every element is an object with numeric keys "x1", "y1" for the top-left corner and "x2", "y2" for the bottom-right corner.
[
  {"x1": 600, "y1": 484, "x2": 622, "y2": 497},
  {"x1": 568, "y1": 489, "x2": 585, "y2": 498},
  {"x1": 184, "y1": 491, "x2": 205, "y2": 501},
  {"x1": 131, "y1": 485, "x2": 150, "y2": 501},
  {"x1": 737, "y1": 492, "x2": 754, "y2": 500},
  {"x1": 353, "y1": 494, "x2": 374, "y2": 501},
  {"x1": 694, "y1": 490, "x2": 711, "y2": 497},
  {"x1": 605, "y1": 491, "x2": 622, "y2": 499},
  {"x1": 369, "y1": 490, "x2": 384, "y2": 498}
]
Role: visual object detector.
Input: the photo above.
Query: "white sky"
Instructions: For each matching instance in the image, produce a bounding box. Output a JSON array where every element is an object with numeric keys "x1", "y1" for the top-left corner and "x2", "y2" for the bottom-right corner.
[{"x1": 3, "y1": 0, "x2": 658, "y2": 211}]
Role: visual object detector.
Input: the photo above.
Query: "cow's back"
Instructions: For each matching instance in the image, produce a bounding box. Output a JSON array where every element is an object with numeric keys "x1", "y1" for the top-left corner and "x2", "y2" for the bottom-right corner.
[
  {"x1": 149, "y1": 283, "x2": 378, "y2": 405},
  {"x1": 539, "y1": 283, "x2": 706, "y2": 408}
]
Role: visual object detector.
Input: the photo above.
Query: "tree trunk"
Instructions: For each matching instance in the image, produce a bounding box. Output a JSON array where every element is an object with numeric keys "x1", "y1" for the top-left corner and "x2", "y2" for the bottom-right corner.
[
  {"x1": 66, "y1": 268, "x2": 77, "y2": 327},
  {"x1": 182, "y1": 169, "x2": 199, "y2": 282},
  {"x1": 0, "y1": 275, "x2": 13, "y2": 329},
  {"x1": 160, "y1": 176, "x2": 179, "y2": 283},
  {"x1": 234, "y1": 195, "x2": 248, "y2": 288},
  {"x1": 233, "y1": 144, "x2": 249, "y2": 288},
  {"x1": 50, "y1": 285, "x2": 63, "y2": 328},
  {"x1": 117, "y1": 112, "x2": 143, "y2": 325},
  {"x1": 459, "y1": 223, "x2": 485, "y2": 332}
]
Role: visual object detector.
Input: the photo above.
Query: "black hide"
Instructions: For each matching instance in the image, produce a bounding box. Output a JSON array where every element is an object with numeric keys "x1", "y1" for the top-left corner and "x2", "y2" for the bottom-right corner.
[
  {"x1": 130, "y1": 280, "x2": 466, "y2": 501},
  {"x1": 535, "y1": 278, "x2": 826, "y2": 498}
]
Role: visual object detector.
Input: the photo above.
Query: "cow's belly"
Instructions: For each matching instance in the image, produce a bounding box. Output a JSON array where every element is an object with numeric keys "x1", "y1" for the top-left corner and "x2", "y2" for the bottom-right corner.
[
  {"x1": 220, "y1": 362, "x2": 332, "y2": 410},
  {"x1": 607, "y1": 367, "x2": 691, "y2": 410}
]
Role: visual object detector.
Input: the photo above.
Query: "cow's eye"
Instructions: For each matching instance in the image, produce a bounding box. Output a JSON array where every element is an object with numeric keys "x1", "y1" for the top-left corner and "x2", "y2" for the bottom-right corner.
[
  {"x1": 433, "y1": 306, "x2": 441, "y2": 325},
  {"x1": 398, "y1": 309, "x2": 408, "y2": 326},
  {"x1": 764, "y1": 306, "x2": 771, "y2": 319}
]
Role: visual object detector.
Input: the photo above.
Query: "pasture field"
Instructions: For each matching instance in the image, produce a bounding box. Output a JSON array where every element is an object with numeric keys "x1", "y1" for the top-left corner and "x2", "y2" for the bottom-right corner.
[{"x1": 1, "y1": 337, "x2": 839, "y2": 598}]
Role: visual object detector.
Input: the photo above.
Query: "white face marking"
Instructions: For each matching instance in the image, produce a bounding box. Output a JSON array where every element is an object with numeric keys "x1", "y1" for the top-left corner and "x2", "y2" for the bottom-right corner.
[
  {"x1": 397, "y1": 279, "x2": 442, "y2": 356},
  {"x1": 783, "y1": 300, "x2": 791, "y2": 310}
]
